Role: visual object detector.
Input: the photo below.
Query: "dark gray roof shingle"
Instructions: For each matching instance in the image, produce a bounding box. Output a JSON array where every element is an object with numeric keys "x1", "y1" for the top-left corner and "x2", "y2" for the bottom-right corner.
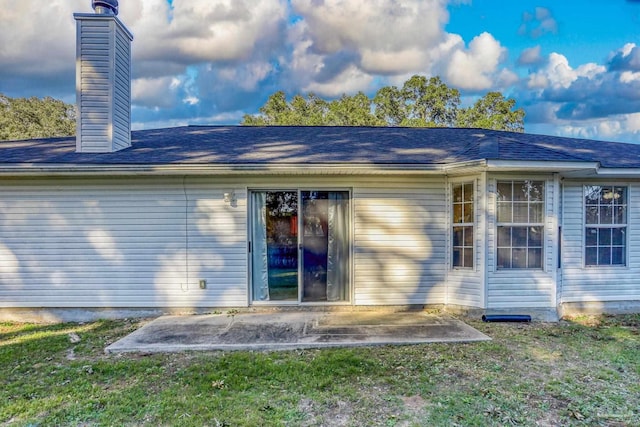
[{"x1": 2, "y1": 126, "x2": 640, "y2": 168}]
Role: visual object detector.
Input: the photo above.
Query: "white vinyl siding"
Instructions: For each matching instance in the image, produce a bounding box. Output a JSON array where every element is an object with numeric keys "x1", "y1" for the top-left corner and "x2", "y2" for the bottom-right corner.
[
  {"x1": 447, "y1": 174, "x2": 485, "y2": 308},
  {"x1": 0, "y1": 177, "x2": 247, "y2": 308},
  {"x1": 1, "y1": 175, "x2": 455, "y2": 311},
  {"x1": 486, "y1": 175, "x2": 558, "y2": 309},
  {"x1": 352, "y1": 177, "x2": 447, "y2": 305},
  {"x1": 112, "y1": 24, "x2": 132, "y2": 151},
  {"x1": 75, "y1": 15, "x2": 132, "y2": 152},
  {"x1": 561, "y1": 181, "x2": 640, "y2": 302}
]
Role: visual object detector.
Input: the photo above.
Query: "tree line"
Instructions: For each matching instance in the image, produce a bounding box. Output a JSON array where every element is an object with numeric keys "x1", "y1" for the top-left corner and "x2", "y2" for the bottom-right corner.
[
  {"x1": 0, "y1": 94, "x2": 76, "y2": 141},
  {"x1": 242, "y1": 75, "x2": 525, "y2": 132},
  {"x1": 1, "y1": 75, "x2": 525, "y2": 141}
]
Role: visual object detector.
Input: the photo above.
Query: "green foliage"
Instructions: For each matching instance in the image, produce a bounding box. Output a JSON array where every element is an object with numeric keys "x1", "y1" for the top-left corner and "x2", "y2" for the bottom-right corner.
[
  {"x1": 0, "y1": 94, "x2": 76, "y2": 141},
  {"x1": 242, "y1": 91, "x2": 382, "y2": 126},
  {"x1": 243, "y1": 75, "x2": 525, "y2": 132},
  {"x1": 457, "y1": 91, "x2": 525, "y2": 132},
  {"x1": 373, "y1": 85, "x2": 405, "y2": 126},
  {"x1": 327, "y1": 92, "x2": 381, "y2": 126},
  {"x1": 400, "y1": 75, "x2": 460, "y2": 127}
]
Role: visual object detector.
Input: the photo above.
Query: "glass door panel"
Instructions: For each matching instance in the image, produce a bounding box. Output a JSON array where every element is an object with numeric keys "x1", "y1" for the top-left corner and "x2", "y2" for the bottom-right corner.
[
  {"x1": 251, "y1": 190, "x2": 349, "y2": 303},
  {"x1": 251, "y1": 191, "x2": 298, "y2": 301},
  {"x1": 302, "y1": 191, "x2": 350, "y2": 302}
]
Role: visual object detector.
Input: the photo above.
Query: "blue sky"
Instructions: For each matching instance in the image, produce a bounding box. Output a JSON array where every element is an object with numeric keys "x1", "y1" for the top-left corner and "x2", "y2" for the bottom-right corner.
[{"x1": 2, "y1": 0, "x2": 640, "y2": 143}]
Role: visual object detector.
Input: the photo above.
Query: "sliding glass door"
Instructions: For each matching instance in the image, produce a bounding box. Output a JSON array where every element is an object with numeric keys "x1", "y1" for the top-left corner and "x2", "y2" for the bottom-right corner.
[{"x1": 251, "y1": 190, "x2": 350, "y2": 303}]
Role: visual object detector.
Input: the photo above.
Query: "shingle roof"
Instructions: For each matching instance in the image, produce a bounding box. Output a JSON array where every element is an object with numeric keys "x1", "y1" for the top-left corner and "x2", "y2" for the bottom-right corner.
[{"x1": 2, "y1": 125, "x2": 640, "y2": 168}]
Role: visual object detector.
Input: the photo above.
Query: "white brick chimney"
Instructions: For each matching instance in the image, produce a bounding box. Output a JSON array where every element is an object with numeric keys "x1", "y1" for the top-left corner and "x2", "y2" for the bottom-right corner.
[{"x1": 74, "y1": 1, "x2": 133, "y2": 153}]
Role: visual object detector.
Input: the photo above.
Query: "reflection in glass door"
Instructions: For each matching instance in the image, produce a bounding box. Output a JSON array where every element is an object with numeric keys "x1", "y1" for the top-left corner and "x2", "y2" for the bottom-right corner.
[
  {"x1": 251, "y1": 190, "x2": 350, "y2": 303},
  {"x1": 301, "y1": 191, "x2": 349, "y2": 302},
  {"x1": 251, "y1": 191, "x2": 299, "y2": 301}
]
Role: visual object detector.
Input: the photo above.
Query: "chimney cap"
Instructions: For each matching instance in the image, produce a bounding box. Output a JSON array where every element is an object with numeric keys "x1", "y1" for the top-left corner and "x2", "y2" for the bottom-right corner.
[{"x1": 92, "y1": 0, "x2": 118, "y2": 15}]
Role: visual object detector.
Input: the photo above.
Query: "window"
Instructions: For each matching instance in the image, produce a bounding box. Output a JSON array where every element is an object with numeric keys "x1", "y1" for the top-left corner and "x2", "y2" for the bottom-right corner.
[
  {"x1": 496, "y1": 180, "x2": 545, "y2": 269},
  {"x1": 584, "y1": 186, "x2": 627, "y2": 266},
  {"x1": 452, "y1": 182, "x2": 474, "y2": 268}
]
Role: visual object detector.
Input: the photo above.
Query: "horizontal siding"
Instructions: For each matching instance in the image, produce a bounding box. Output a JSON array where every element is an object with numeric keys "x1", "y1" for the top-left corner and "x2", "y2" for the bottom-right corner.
[
  {"x1": 485, "y1": 175, "x2": 557, "y2": 309},
  {"x1": 561, "y1": 181, "x2": 640, "y2": 302},
  {"x1": 76, "y1": 16, "x2": 132, "y2": 153},
  {"x1": 113, "y1": 25, "x2": 131, "y2": 151},
  {"x1": 352, "y1": 177, "x2": 447, "y2": 305},
  {"x1": 78, "y1": 19, "x2": 112, "y2": 152},
  {"x1": 0, "y1": 177, "x2": 248, "y2": 308}
]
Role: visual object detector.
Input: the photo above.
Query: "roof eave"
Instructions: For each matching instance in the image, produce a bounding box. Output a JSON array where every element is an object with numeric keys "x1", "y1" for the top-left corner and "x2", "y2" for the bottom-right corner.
[
  {"x1": 585, "y1": 167, "x2": 640, "y2": 178},
  {"x1": 5, "y1": 160, "x2": 640, "y2": 179},
  {"x1": 0, "y1": 163, "x2": 447, "y2": 176},
  {"x1": 486, "y1": 160, "x2": 601, "y2": 175}
]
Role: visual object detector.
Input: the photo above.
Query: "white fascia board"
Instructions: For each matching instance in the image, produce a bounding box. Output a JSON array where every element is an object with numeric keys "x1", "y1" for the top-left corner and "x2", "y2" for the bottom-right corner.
[
  {"x1": 442, "y1": 160, "x2": 488, "y2": 174},
  {"x1": 0, "y1": 163, "x2": 446, "y2": 177},
  {"x1": 485, "y1": 160, "x2": 600, "y2": 173},
  {"x1": 588, "y1": 167, "x2": 640, "y2": 178}
]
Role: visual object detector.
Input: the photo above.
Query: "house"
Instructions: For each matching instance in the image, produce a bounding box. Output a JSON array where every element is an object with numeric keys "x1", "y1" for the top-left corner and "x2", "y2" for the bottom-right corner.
[{"x1": 2, "y1": 4, "x2": 640, "y2": 322}]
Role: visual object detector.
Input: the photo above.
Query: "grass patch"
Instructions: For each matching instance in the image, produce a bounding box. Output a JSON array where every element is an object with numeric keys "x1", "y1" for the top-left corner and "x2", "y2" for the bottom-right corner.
[{"x1": 1, "y1": 314, "x2": 639, "y2": 426}]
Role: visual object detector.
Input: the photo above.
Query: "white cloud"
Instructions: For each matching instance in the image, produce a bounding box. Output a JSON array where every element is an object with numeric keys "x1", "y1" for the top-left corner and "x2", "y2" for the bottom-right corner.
[
  {"x1": 620, "y1": 71, "x2": 640, "y2": 83},
  {"x1": 608, "y1": 43, "x2": 640, "y2": 71},
  {"x1": 556, "y1": 113, "x2": 640, "y2": 143},
  {"x1": 125, "y1": 0, "x2": 287, "y2": 66},
  {"x1": 518, "y1": 46, "x2": 543, "y2": 66},
  {"x1": 518, "y1": 7, "x2": 558, "y2": 39},
  {"x1": 519, "y1": 45, "x2": 640, "y2": 143},
  {"x1": 132, "y1": 76, "x2": 182, "y2": 109},
  {"x1": 444, "y1": 32, "x2": 510, "y2": 91},
  {"x1": 217, "y1": 62, "x2": 275, "y2": 92},
  {"x1": 4, "y1": 0, "x2": 640, "y2": 145},
  {"x1": 527, "y1": 53, "x2": 605, "y2": 91},
  {"x1": 303, "y1": 65, "x2": 375, "y2": 97},
  {"x1": 291, "y1": 0, "x2": 448, "y2": 75},
  {"x1": 0, "y1": 1, "x2": 287, "y2": 86},
  {"x1": 0, "y1": 1, "x2": 78, "y2": 72}
]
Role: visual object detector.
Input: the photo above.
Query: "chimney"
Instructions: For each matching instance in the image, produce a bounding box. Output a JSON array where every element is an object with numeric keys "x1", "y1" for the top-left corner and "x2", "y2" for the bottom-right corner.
[{"x1": 74, "y1": 1, "x2": 133, "y2": 153}]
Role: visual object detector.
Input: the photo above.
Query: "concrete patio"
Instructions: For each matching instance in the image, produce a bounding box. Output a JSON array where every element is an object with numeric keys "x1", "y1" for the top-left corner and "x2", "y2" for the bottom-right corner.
[{"x1": 105, "y1": 310, "x2": 491, "y2": 353}]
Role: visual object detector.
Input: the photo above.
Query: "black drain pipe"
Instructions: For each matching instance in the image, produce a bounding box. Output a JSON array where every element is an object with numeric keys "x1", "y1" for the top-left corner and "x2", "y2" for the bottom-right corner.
[{"x1": 482, "y1": 314, "x2": 532, "y2": 323}]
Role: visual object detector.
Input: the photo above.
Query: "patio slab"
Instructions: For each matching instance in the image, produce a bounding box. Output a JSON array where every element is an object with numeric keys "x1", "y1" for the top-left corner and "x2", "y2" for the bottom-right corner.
[{"x1": 105, "y1": 310, "x2": 490, "y2": 353}]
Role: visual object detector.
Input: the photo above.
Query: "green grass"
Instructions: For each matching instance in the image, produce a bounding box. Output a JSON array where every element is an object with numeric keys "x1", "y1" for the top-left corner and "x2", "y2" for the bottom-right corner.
[{"x1": 1, "y1": 314, "x2": 639, "y2": 426}]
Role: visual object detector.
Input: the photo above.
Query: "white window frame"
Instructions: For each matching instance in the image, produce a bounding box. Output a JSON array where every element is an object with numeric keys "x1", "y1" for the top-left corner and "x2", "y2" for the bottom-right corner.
[
  {"x1": 496, "y1": 180, "x2": 545, "y2": 269},
  {"x1": 583, "y1": 185, "x2": 628, "y2": 267},
  {"x1": 451, "y1": 181, "x2": 474, "y2": 269}
]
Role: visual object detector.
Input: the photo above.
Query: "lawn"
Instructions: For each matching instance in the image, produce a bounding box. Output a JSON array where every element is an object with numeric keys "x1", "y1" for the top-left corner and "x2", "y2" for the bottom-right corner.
[{"x1": 1, "y1": 314, "x2": 639, "y2": 426}]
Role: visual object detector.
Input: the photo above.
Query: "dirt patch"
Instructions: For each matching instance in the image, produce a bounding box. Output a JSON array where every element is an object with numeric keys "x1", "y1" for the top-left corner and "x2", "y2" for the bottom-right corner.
[{"x1": 401, "y1": 395, "x2": 427, "y2": 412}]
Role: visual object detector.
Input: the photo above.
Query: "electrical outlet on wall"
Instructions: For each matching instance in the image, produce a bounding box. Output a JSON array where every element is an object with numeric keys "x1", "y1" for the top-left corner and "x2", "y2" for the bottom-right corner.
[{"x1": 199, "y1": 279, "x2": 207, "y2": 289}]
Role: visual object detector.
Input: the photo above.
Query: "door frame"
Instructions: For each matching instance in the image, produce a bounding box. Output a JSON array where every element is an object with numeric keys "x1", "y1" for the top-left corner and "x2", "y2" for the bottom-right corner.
[{"x1": 248, "y1": 187, "x2": 354, "y2": 306}]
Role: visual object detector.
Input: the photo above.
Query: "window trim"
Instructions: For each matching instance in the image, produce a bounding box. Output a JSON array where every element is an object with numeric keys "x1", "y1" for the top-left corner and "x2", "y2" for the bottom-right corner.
[
  {"x1": 583, "y1": 185, "x2": 628, "y2": 268},
  {"x1": 495, "y1": 180, "x2": 545, "y2": 270},
  {"x1": 451, "y1": 181, "x2": 475, "y2": 269}
]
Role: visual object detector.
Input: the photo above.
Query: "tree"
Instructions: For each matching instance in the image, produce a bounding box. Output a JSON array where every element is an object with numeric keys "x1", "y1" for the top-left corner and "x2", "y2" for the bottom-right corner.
[
  {"x1": 327, "y1": 92, "x2": 381, "y2": 126},
  {"x1": 242, "y1": 91, "x2": 332, "y2": 126},
  {"x1": 373, "y1": 86, "x2": 405, "y2": 126},
  {"x1": 0, "y1": 94, "x2": 76, "y2": 141},
  {"x1": 456, "y1": 92, "x2": 525, "y2": 132},
  {"x1": 400, "y1": 75, "x2": 460, "y2": 127},
  {"x1": 242, "y1": 76, "x2": 525, "y2": 132}
]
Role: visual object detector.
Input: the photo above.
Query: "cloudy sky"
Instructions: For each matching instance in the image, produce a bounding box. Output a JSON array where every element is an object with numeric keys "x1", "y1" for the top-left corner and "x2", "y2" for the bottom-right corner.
[{"x1": 2, "y1": 0, "x2": 640, "y2": 143}]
